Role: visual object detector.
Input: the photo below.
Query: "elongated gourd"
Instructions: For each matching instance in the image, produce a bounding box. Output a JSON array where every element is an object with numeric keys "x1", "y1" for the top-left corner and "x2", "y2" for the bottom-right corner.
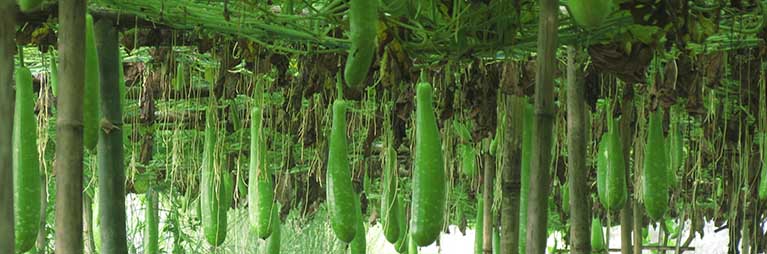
[
  {"x1": 604, "y1": 117, "x2": 627, "y2": 210},
  {"x1": 201, "y1": 104, "x2": 228, "y2": 246},
  {"x1": 566, "y1": 0, "x2": 611, "y2": 29},
  {"x1": 492, "y1": 227, "x2": 500, "y2": 254},
  {"x1": 343, "y1": 0, "x2": 378, "y2": 87},
  {"x1": 13, "y1": 66, "x2": 41, "y2": 253},
  {"x1": 519, "y1": 101, "x2": 533, "y2": 254},
  {"x1": 643, "y1": 109, "x2": 668, "y2": 220},
  {"x1": 408, "y1": 234, "x2": 418, "y2": 254},
  {"x1": 84, "y1": 14, "x2": 101, "y2": 151},
  {"x1": 596, "y1": 133, "x2": 608, "y2": 207},
  {"x1": 144, "y1": 188, "x2": 159, "y2": 254},
  {"x1": 381, "y1": 145, "x2": 400, "y2": 243},
  {"x1": 410, "y1": 81, "x2": 446, "y2": 246},
  {"x1": 562, "y1": 181, "x2": 570, "y2": 215},
  {"x1": 16, "y1": 0, "x2": 43, "y2": 12},
  {"x1": 461, "y1": 144, "x2": 477, "y2": 176},
  {"x1": 474, "y1": 196, "x2": 483, "y2": 254},
  {"x1": 667, "y1": 121, "x2": 684, "y2": 188},
  {"x1": 759, "y1": 133, "x2": 766, "y2": 200},
  {"x1": 266, "y1": 203, "x2": 281, "y2": 254},
  {"x1": 249, "y1": 106, "x2": 275, "y2": 239},
  {"x1": 591, "y1": 217, "x2": 605, "y2": 251},
  {"x1": 394, "y1": 194, "x2": 409, "y2": 253},
  {"x1": 327, "y1": 100, "x2": 358, "y2": 242},
  {"x1": 50, "y1": 54, "x2": 58, "y2": 96},
  {"x1": 349, "y1": 196, "x2": 366, "y2": 254}
]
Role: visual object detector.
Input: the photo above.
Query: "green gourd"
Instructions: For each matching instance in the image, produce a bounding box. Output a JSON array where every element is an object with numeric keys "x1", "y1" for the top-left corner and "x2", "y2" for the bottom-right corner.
[
  {"x1": 49, "y1": 53, "x2": 58, "y2": 96},
  {"x1": 408, "y1": 234, "x2": 418, "y2": 254},
  {"x1": 492, "y1": 227, "x2": 500, "y2": 254},
  {"x1": 249, "y1": 106, "x2": 275, "y2": 239},
  {"x1": 562, "y1": 181, "x2": 570, "y2": 215},
  {"x1": 343, "y1": 0, "x2": 378, "y2": 87},
  {"x1": 266, "y1": 203, "x2": 281, "y2": 254},
  {"x1": 461, "y1": 144, "x2": 477, "y2": 176},
  {"x1": 591, "y1": 218, "x2": 605, "y2": 252},
  {"x1": 349, "y1": 196, "x2": 366, "y2": 254},
  {"x1": 566, "y1": 0, "x2": 612, "y2": 29},
  {"x1": 596, "y1": 133, "x2": 608, "y2": 207},
  {"x1": 13, "y1": 66, "x2": 41, "y2": 253},
  {"x1": 381, "y1": 145, "x2": 400, "y2": 243},
  {"x1": 327, "y1": 100, "x2": 358, "y2": 242},
  {"x1": 200, "y1": 103, "x2": 228, "y2": 246},
  {"x1": 759, "y1": 133, "x2": 766, "y2": 200},
  {"x1": 84, "y1": 14, "x2": 101, "y2": 151},
  {"x1": 16, "y1": 0, "x2": 43, "y2": 12},
  {"x1": 667, "y1": 121, "x2": 684, "y2": 188},
  {"x1": 410, "y1": 80, "x2": 446, "y2": 246},
  {"x1": 604, "y1": 117, "x2": 627, "y2": 210},
  {"x1": 144, "y1": 188, "x2": 159, "y2": 254},
  {"x1": 393, "y1": 194, "x2": 409, "y2": 253},
  {"x1": 474, "y1": 196, "x2": 483, "y2": 254},
  {"x1": 643, "y1": 109, "x2": 669, "y2": 220}
]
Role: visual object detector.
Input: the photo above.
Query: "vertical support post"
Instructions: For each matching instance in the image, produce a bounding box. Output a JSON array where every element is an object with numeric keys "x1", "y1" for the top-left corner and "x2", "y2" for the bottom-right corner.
[
  {"x1": 566, "y1": 46, "x2": 591, "y2": 254},
  {"x1": 525, "y1": 0, "x2": 558, "y2": 251},
  {"x1": 95, "y1": 18, "x2": 129, "y2": 254},
  {"x1": 0, "y1": 0, "x2": 16, "y2": 252},
  {"x1": 55, "y1": 0, "x2": 87, "y2": 253}
]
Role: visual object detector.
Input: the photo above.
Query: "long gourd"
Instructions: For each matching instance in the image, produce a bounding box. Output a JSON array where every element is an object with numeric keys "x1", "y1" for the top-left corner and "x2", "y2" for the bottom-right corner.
[
  {"x1": 327, "y1": 100, "x2": 358, "y2": 242},
  {"x1": 249, "y1": 106, "x2": 275, "y2": 239},
  {"x1": 381, "y1": 145, "x2": 400, "y2": 243},
  {"x1": 596, "y1": 133, "x2": 608, "y2": 207},
  {"x1": 474, "y1": 196, "x2": 483, "y2": 254},
  {"x1": 13, "y1": 66, "x2": 41, "y2": 253},
  {"x1": 201, "y1": 104, "x2": 228, "y2": 246},
  {"x1": 49, "y1": 53, "x2": 58, "y2": 96},
  {"x1": 566, "y1": 0, "x2": 611, "y2": 29},
  {"x1": 393, "y1": 194, "x2": 409, "y2": 253},
  {"x1": 411, "y1": 81, "x2": 446, "y2": 246},
  {"x1": 84, "y1": 14, "x2": 101, "y2": 151},
  {"x1": 759, "y1": 133, "x2": 766, "y2": 200},
  {"x1": 16, "y1": 0, "x2": 43, "y2": 12},
  {"x1": 603, "y1": 117, "x2": 627, "y2": 210},
  {"x1": 144, "y1": 188, "x2": 159, "y2": 254},
  {"x1": 667, "y1": 120, "x2": 684, "y2": 188},
  {"x1": 349, "y1": 195, "x2": 366, "y2": 254},
  {"x1": 266, "y1": 203, "x2": 281, "y2": 254},
  {"x1": 343, "y1": 0, "x2": 378, "y2": 87},
  {"x1": 591, "y1": 218, "x2": 605, "y2": 252},
  {"x1": 643, "y1": 109, "x2": 668, "y2": 220}
]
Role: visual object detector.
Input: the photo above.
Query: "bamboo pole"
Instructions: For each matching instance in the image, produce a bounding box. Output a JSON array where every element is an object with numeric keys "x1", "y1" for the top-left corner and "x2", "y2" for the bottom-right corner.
[
  {"x1": 54, "y1": 0, "x2": 87, "y2": 253},
  {"x1": 500, "y1": 94, "x2": 524, "y2": 254},
  {"x1": 524, "y1": 0, "x2": 558, "y2": 251},
  {"x1": 94, "y1": 17, "x2": 129, "y2": 254},
  {"x1": 483, "y1": 153, "x2": 495, "y2": 254},
  {"x1": 566, "y1": 46, "x2": 591, "y2": 254},
  {"x1": 0, "y1": 0, "x2": 16, "y2": 252}
]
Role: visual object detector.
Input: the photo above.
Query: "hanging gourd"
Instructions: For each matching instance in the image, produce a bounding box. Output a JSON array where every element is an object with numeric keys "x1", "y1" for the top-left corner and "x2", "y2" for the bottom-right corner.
[
  {"x1": 13, "y1": 66, "x2": 41, "y2": 253},
  {"x1": 343, "y1": 0, "x2": 378, "y2": 87},
  {"x1": 643, "y1": 109, "x2": 668, "y2": 220},
  {"x1": 327, "y1": 100, "x2": 358, "y2": 242},
  {"x1": 410, "y1": 79, "x2": 446, "y2": 247}
]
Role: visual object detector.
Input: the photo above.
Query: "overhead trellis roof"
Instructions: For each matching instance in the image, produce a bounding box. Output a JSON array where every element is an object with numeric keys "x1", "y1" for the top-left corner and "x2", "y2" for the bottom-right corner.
[{"x1": 85, "y1": 0, "x2": 766, "y2": 58}]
